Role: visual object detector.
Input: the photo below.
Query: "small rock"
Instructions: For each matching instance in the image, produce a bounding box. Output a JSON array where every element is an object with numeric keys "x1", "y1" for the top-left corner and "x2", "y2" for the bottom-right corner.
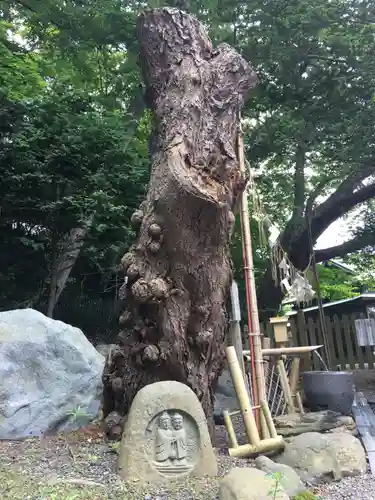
[
  {"x1": 219, "y1": 467, "x2": 289, "y2": 499},
  {"x1": 255, "y1": 455, "x2": 305, "y2": 497}
]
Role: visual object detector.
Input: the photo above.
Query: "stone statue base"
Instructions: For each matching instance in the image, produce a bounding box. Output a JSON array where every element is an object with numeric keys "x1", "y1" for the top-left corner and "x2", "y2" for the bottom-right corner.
[{"x1": 153, "y1": 462, "x2": 193, "y2": 475}]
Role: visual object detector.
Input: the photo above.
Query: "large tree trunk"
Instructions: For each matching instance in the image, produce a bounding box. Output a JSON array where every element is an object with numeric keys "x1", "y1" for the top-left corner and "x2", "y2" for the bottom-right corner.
[{"x1": 102, "y1": 7, "x2": 256, "y2": 441}]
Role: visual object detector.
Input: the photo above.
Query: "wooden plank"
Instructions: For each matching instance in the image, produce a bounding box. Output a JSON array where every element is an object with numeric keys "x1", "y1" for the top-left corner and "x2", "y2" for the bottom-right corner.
[
  {"x1": 342, "y1": 314, "x2": 356, "y2": 369},
  {"x1": 324, "y1": 315, "x2": 337, "y2": 371},
  {"x1": 351, "y1": 313, "x2": 366, "y2": 370},
  {"x1": 333, "y1": 314, "x2": 346, "y2": 371},
  {"x1": 326, "y1": 316, "x2": 340, "y2": 371},
  {"x1": 297, "y1": 311, "x2": 308, "y2": 346},
  {"x1": 352, "y1": 392, "x2": 375, "y2": 475},
  {"x1": 359, "y1": 312, "x2": 375, "y2": 369},
  {"x1": 307, "y1": 316, "x2": 319, "y2": 370},
  {"x1": 296, "y1": 311, "x2": 311, "y2": 372},
  {"x1": 355, "y1": 318, "x2": 375, "y2": 346}
]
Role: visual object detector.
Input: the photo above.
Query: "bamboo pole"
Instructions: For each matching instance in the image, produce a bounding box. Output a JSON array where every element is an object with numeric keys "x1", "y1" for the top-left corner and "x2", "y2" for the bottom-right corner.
[
  {"x1": 296, "y1": 392, "x2": 305, "y2": 414},
  {"x1": 261, "y1": 400, "x2": 278, "y2": 438},
  {"x1": 226, "y1": 346, "x2": 261, "y2": 447},
  {"x1": 223, "y1": 410, "x2": 238, "y2": 449},
  {"x1": 228, "y1": 436, "x2": 284, "y2": 458},
  {"x1": 237, "y1": 131, "x2": 267, "y2": 438},
  {"x1": 243, "y1": 345, "x2": 323, "y2": 357}
]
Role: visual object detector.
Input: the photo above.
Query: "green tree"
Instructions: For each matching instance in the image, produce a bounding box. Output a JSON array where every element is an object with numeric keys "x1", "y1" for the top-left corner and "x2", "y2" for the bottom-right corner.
[
  {"x1": 0, "y1": 88, "x2": 149, "y2": 315},
  {"x1": 314, "y1": 264, "x2": 361, "y2": 302},
  {"x1": 229, "y1": 0, "x2": 375, "y2": 318}
]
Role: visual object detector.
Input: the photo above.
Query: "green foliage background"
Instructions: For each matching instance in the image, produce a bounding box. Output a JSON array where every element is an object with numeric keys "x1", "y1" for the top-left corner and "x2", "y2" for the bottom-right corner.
[{"x1": 1, "y1": 0, "x2": 375, "y2": 339}]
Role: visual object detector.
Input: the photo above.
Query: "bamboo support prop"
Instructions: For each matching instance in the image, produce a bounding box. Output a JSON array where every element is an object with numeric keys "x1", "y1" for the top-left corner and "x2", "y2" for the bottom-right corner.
[
  {"x1": 226, "y1": 346, "x2": 284, "y2": 458},
  {"x1": 245, "y1": 346, "x2": 311, "y2": 415},
  {"x1": 237, "y1": 130, "x2": 268, "y2": 438},
  {"x1": 296, "y1": 392, "x2": 305, "y2": 414},
  {"x1": 289, "y1": 357, "x2": 301, "y2": 394},
  {"x1": 289, "y1": 356, "x2": 304, "y2": 414},
  {"x1": 277, "y1": 358, "x2": 295, "y2": 414}
]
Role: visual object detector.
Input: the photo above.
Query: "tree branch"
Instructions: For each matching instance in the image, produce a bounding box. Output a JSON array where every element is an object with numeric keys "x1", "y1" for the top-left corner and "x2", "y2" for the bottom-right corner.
[
  {"x1": 14, "y1": 0, "x2": 67, "y2": 31},
  {"x1": 310, "y1": 164, "x2": 375, "y2": 241},
  {"x1": 315, "y1": 231, "x2": 375, "y2": 263}
]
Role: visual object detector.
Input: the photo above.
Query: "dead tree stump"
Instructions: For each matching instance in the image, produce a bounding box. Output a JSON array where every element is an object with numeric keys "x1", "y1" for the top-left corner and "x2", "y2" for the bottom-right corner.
[{"x1": 102, "y1": 7, "x2": 257, "y2": 441}]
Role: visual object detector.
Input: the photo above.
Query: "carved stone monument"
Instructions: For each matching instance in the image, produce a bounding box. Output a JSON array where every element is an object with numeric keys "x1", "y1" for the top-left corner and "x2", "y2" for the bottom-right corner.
[{"x1": 118, "y1": 381, "x2": 217, "y2": 483}]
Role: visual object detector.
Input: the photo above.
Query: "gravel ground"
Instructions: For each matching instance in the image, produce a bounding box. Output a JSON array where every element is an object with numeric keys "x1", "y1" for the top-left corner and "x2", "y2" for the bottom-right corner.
[
  {"x1": 315, "y1": 474, "x2": 375, "y2": 499},
  {"x1": 0, "y1": 421, "x2": 254, "y2": 499},
  {"x1": 1, "y1": 397, "x2": 375, "y2": 499}
]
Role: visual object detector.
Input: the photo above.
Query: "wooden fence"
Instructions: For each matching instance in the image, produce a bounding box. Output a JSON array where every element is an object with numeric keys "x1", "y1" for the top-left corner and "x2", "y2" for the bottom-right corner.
[{"x1": 241, "y1": 312, "x2": 375, "y2": 372}]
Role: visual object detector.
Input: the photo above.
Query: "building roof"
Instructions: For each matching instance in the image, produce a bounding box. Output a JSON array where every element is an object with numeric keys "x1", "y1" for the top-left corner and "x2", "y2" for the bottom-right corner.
[
  {"x1": 323, "y1": 259, "x2": 356, "y2": 275},
  {"x1": 286, "y1": 292, "x2": 375, "y2": 317}
]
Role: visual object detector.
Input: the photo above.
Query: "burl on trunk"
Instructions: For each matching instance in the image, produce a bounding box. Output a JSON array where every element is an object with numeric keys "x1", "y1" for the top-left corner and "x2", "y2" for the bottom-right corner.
[{"x1": 102, "y1": 7, "x2": 257, "y2": 440}]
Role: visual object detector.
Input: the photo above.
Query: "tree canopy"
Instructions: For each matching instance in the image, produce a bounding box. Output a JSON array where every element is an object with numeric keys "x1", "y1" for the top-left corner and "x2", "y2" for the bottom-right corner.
[{"x1": 1, "y1": 0, "x2": 375, "y2": 335}]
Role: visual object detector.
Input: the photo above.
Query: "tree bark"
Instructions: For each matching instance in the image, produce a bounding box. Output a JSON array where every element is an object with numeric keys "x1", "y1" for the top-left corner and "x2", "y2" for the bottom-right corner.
[
  {"x1": 46, "y1": 235, "x2": 58, "y2": 318},
  {"x1": 102, "y1": 7, "x2": 256, "y2": 441},
  {"x1": 54, "y1": 215, "x2": 94, "y2": 305}
]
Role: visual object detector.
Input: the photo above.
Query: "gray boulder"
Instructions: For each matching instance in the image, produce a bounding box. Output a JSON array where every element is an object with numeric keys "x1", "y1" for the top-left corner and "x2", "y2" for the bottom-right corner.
[
  {"x1": 275, "y1": 431, "x2": 366, "y2": 484},
  {"x1": 255, "y1": 455, "x2": 305, "y2": 497},
  {"x1": 0, "y1": 308, "x2": 105, "y2": 439}
]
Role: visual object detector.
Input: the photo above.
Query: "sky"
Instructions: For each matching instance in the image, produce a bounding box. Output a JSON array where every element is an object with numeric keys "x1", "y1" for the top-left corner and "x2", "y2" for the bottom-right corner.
[{"x1": 315, "y1": 217, "x2": 350, "y2": 250}]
